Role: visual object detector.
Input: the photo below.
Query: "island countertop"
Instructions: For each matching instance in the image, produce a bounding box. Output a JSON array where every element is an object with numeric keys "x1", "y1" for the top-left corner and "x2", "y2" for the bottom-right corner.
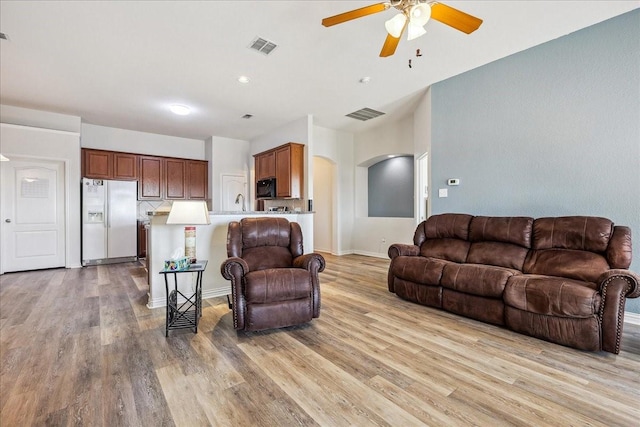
[{"x1": 147, "y1": 210, "x2": 314, "y2": 216}]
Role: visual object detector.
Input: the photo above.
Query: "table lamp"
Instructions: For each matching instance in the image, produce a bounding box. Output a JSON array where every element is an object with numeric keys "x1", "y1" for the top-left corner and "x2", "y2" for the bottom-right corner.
[{"x1": 166, "y1": 200, "x2": 210, "y2": 263}]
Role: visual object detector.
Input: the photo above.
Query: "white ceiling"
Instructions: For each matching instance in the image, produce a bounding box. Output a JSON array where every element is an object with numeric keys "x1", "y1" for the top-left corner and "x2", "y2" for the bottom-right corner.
[{"x1": 1, "y1": 1, "x2": 638, "y2": 141}]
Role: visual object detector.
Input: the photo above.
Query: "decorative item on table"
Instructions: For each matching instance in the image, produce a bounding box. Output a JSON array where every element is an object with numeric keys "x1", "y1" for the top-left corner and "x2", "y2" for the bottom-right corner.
[
  {"x1": 165, "y1": 200, "x2": 211, "y2": 263},
  {"x1": 164, "y1": 256, "x2": 191, "y2": 271}
]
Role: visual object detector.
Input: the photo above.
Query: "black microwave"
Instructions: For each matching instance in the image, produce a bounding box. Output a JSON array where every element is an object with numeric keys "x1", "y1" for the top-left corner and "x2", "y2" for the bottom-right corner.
[{"x1": 256, "y1": 178, "x2": 276, "y2": 199}]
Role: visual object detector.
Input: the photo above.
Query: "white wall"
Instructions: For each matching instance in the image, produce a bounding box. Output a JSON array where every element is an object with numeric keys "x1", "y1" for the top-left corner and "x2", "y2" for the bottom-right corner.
[
  {"x1": 313, "y1": 157, "x2": 334, "y2": 253},
  {"x1": 1, "y1": 104, "x2": 81, "y2": 133},
  {"x1": 250, "y1": 116, "x2": 309, "y2": 155},
  {"x1": 352, "y1": 116, "x2": 416, "y2": 257},
  {"x1": 81, "y1": 123, "x2": 205, "y2": 159},
  {"x1": 313, "y1": 125, "x2": 355, "y2": 255},
  {"x1": 0, "y1": 109, "x2": 82, "y2": 268}
]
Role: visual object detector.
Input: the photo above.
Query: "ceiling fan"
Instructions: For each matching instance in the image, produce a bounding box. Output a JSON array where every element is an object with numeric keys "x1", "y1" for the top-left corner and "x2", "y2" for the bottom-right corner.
[{"x1": 322, "y1": 0, "x2": 483, "y2": 57}]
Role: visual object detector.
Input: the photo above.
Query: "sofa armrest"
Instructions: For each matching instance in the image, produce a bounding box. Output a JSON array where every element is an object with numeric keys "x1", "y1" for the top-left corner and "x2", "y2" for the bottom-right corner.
[
  {"x1": 598, "y1": 269, "x2": 640, "y2": 298},
  {"x1": 388, "y1": 243, "x2": 420, "y2": 260},
  {"x1": 293, "y1": 253, "x2": 326, "y2": 274},
  {"x1": 220, "y1": 257, "x2": 249, "y2": 330},
  {"x1": 597, "y1": 269, "x2": 640, "y2": 354}
]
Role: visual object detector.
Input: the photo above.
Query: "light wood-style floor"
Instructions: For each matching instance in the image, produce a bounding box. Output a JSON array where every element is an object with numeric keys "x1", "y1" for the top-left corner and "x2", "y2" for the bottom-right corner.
[{"x1": 1, "y1": 253, "x2": 639, "y2": 426}]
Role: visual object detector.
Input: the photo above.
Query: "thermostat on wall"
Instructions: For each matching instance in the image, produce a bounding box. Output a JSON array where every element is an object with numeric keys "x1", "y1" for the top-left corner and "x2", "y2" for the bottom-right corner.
[{"x1": 447, "y1": 178, "x2": 460, "y2": 186}]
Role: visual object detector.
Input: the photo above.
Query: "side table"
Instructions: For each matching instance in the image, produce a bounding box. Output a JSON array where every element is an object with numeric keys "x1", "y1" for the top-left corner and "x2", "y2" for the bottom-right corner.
[{"x1": 159, "y1": 260, "x2": 207, "y2": 337}]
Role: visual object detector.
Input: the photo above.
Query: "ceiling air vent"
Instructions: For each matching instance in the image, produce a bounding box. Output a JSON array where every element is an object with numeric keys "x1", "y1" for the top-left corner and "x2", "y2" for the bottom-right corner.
[
  {"x1": 346, "y1": 107, "x2": 385, "y2": 121},
  {"x1": 248, "y1": 37, "x2": 278, "y2": 55}
]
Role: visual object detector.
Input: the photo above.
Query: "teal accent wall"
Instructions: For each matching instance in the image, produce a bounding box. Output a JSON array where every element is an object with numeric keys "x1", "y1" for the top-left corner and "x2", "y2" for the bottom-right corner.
[{"x1": 431, "y1": 10, "x2": 640, "y2": 312}]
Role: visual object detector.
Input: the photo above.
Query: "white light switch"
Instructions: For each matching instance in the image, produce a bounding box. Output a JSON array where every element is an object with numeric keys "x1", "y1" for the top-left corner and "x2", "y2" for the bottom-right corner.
[{"x1": 439, "y1": 188, "x2": 448, "y2": 198}]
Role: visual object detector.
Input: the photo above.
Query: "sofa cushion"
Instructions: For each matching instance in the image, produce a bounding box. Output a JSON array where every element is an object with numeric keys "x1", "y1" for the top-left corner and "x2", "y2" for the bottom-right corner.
[
  {"x1": 414, "y1": 213, "x2": 473, "y2": 247},
  {"x1": 391, "y1": 256, "x2": 449, "y2": 285},
  {"x1": 523, "y1": 248, "x2": 610, "y2": 283},
  {"x1": 467, "y1": 242, "x2": 529, "y2": 270},
  {"x1": 441, "y1": 263, "x2": 520, "y2": 298},
  {"x1": 466, "y1": 216, "x2": 533, "y2": 270},
  {"x1": 244, "y1": 269, "x2": 312, "y2": 303},
  {"x1": 532, "y1": 216, "x2": 612, "y2": 252},
  {"x1": 469, "y1": 216, "x2": 534, "y2": 247},
  {"x1": 420, "y1": 239, "x2": 470, "y2": 263},
  {"x1": 504, "y1": 275, "x2": 601, "y2": 317}
]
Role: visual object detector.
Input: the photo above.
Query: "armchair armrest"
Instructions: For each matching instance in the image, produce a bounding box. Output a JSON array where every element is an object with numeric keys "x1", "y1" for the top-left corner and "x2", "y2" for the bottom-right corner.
[
  {"x1": 293, "y1": 253, "x2": 326, "y2": 274},
  {"x1": 220, "y1": 257, "x2": 250, "y2": 330},
  {"x1": 597, "y1": 269, "x2": 640, "y2": 354},
  {"x1": 388, "y1": 243, "x2": 420, "y2": 260},
  {"x1": 293, "y1": 253, "x2": 325, "y2": 318}
]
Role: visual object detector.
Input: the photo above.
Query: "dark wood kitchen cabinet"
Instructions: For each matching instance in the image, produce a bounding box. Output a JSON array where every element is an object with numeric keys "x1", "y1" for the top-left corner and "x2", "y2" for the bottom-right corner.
[
  {"x1": 165, "y1": 158, "x2": 187, "y2": 199},
  {"x1": 83, "y1": 149, "x2": 137, "y2": 180},
  {"x1": 140, "y1": 156, "x2": 208, "y2": 200},
  {"x1": 83, "y1": 148, "x2": 207, "y2": 201},
  {"x1": 186, "y1": 160, "x2": 208, "y2": 200},
  {"x1": 254, "y1": 142, "x2": 304, "y2": 199},
  {"x1": 255, "y1": 151, "x2": 276, "y2": 180},
  {"x1": 275, "y1": 143, "x2": 304, "y2": 198},
  {"x1": 138, "y1": 155, "x2": 164, "y2": 200},
  {"x1": 113, "y1": 152, "x2": 137, "y2": 180}
]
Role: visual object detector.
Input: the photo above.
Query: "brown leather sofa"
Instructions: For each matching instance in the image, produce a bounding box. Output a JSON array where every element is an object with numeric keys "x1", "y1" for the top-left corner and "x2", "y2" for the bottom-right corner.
[
  {"x1": 388, "y1": 214, "x2": 640, "y2": 354},
  {"x1": 221, "y1": 217, "x2": 325, "y2": 331}
]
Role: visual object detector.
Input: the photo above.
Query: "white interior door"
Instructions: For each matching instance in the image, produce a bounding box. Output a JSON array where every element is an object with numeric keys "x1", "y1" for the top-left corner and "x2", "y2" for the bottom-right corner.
[
  {"x1": 1, "y1": 159, "x2": 65, "y2": 272},
  {"x1": 221, "y1": 174, "x2": 247, "y2": 211}
]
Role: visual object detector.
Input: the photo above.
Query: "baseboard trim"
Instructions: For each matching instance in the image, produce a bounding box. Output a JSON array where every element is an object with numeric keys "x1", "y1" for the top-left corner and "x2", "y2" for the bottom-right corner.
[
  {"x1": 625, "y1": 312, "x2": 640, "y2": 326},
  {"x1": 353, "y1": 250, "x2": 389, "y2": 259},
  {"x1": 146, "y1": 287, "x2": 231, "y2": 309}
]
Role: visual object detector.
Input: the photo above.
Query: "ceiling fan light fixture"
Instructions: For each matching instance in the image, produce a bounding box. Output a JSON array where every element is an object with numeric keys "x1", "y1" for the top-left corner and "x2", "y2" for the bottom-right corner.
[
  {"x1": 409, "y1": 3, "x2": 431, "y2": 26},
  {"x1": 407, "y1": 22, "x2": 427, "y2": 41},
  {"x1": 384, "y1": 13, "x2": 407, "y2": 38}
]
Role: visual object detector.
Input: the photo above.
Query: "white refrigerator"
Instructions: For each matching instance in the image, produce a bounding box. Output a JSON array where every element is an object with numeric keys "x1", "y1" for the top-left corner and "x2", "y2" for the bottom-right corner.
[{"x1": 82, "y1": 178, "x2": 138, "y2": 266}]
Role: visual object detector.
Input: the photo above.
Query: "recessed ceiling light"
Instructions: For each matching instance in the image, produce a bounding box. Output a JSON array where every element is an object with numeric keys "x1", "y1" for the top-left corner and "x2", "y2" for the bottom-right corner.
[
  {"x1": 238, "y1": 76, "x2": 250, "y2": 84},
  {"x1": 169, "y1": 104, "x2": 191, "y2": 115}
]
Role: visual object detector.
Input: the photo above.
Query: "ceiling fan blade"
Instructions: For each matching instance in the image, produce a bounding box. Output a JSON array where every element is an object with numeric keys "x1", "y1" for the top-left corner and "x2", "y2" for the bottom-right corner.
[
  {"x1": 430, "y1": 2, "x2": 483, "y2": 34},
  {"x1": 379, "y1": 33, "x2": 401, "y2": 57},
  {"x1": 322, "y1": 2, "x2": 389, "y2": 27}
]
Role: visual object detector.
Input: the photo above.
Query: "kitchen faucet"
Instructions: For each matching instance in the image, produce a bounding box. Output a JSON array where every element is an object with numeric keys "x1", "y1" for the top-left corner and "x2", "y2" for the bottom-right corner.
[{"x1": 234, "y1": 193, "x2": 246, "y2": 211}]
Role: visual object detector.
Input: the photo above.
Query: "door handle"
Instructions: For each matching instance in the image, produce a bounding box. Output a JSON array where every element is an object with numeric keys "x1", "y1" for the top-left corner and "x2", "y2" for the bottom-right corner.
[{"x1": 4, "y1": 219, "x2": 10, "y2": 223}]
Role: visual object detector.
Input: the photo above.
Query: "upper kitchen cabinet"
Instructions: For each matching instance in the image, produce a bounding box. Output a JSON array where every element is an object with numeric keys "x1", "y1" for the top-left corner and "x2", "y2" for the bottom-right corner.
[
  {"x1": 254, "y1": 142, "x2": 304, "y2": 199},
  {"x1": 138, "y1": 155, "x2": 164, "y2": 200},
  {"x1": 255, "y1": 150, "x2": 276, "y2": 181},
  {"x1": 276, "y1": 143, "x2": 304, "y2": 198},
  {"x1": 113, "y1": 152, "x2": 137, "y2": 180},
  {"x1": 139, "y1": 156, "x2": 208, "y2": 200},
  {"x1": 84, "y1": 149, "x2": 111, "y2": 179},
  {"x1": 186, "y1": 160, "x2": 208, "y2": 200},
  {"x1": 165, "y1": 158, "x2": 187, "y2": 199},
  {"x1": 83, "y1": 149, "x2": 137, "y2": 180}
]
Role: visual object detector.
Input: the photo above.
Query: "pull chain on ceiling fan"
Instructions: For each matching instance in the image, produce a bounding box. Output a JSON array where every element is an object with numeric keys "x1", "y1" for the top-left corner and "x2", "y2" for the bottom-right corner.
[{"x1": 321, "y1": 0, "x2": 483, "y2": 57}]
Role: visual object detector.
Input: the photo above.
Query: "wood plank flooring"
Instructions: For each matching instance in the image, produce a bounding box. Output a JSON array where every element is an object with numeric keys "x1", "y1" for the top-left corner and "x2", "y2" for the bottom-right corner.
[{"x1": 1, "y1": 253, "x2": 639, "y2": 426}]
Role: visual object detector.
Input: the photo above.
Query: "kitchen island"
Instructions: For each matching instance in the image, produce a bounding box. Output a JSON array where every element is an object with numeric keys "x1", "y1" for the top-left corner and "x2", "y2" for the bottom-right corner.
[{"x1": 146, "y1": 211, "x2": 314, "y2": 309}]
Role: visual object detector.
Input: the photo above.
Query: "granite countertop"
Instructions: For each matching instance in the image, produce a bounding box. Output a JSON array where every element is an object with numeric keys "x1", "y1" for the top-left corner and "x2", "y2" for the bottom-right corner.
[{"x1": 147, "y1": 210, "x2": 314, "y2": 216}]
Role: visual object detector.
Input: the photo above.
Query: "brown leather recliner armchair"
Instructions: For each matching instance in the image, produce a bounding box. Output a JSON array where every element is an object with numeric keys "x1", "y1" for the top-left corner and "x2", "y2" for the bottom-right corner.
[{"x1": 220, "y1": 217, "x2": 325, "y2": 331}]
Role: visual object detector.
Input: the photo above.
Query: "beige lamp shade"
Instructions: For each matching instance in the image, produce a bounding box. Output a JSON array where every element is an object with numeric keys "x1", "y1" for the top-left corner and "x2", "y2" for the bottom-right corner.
[{"x1": 166, "y1": 201, "x2": 211, "y2": 225}]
